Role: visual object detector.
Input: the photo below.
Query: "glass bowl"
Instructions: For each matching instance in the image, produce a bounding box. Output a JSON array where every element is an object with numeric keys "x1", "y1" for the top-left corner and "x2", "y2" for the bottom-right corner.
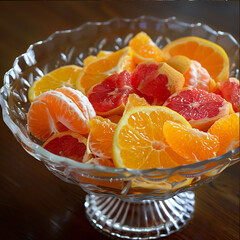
[{"x1": 0, "y1": 16, "x2": 239, "y2": 239}]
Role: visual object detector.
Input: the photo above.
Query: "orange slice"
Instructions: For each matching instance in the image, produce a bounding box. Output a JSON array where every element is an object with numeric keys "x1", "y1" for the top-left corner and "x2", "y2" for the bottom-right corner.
[
  {"x1": 88, "y1": 116, "x2": 117, "y2": 159},
  {"x1": 43, "y1": 131, "x2": 90, "y2": 163},
  {"x1": 123, "y1": 93, "x2": 149, "y2": 114},
  {"x1": 129, "y1": 32, "x2": 165, "y2": 64},
  {"x1": 208, "y1": 113, "x2": 239, "y2": 156},
  {"x1": 77, "y1": 47, "x2": 134, "y2": 94},
  {"x1": 163, "y1": 121, "x2": 220, "y2": 161},
  {"x1": 113, "y1": 106, "x2": 192, "y2": 169},
  {"x1": 28, "y1": 65, "x2": 82, "y2": 102},
  {"x1": 162, "y1": 36, "x2": 229, "y2": 82}
]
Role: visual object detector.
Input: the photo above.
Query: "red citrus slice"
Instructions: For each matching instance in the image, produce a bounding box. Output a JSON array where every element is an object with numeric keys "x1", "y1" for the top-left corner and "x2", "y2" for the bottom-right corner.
[
  {"x1": 131, "y1": 62, "x2": 185, "y2": 105},
  {"x1": 215, "y1": 78, "x2": 239, "y2": 112},
  {"x1": 164, "y1": 88, "x2": 234, "y2": 131},
  {"x1": 43, "y1": 131, "x2": 90, "y2": 162},
  {"x1": 87, "y1": 71, "x2": 135, "y2": 116}
]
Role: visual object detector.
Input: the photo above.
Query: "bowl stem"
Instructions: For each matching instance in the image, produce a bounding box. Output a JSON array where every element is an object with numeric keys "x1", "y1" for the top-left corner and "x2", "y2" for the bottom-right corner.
[{"x1": 85, "y1": 191, "x2": 195, "y2": 239}]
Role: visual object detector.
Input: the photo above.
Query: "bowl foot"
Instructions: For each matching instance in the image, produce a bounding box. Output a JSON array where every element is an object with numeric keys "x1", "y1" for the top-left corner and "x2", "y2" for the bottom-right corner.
[{"x1": 85, "y1": 191, "x2": 195, "y2": 239}]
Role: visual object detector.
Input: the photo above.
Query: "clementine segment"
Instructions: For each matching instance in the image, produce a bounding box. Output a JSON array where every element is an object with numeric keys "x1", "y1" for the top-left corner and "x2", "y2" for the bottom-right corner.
[
  {"x1": 28, "y1": 87, "x2": 95, "y2": 141},
  {"x1": 208, "y1": 113, "x2": 239, "y2": 156},
  {"x1": 88, "y1": 116, "x2": 117, "y2": 159},
  {"x1": 85, "y1": 158, "x2": 115, "y2": 167},
  {"x1": 113, "y1": 106, "x2": 192, "y2": 169},
  {"x1": 163, "y1": 121, "x2": 220, "y2": 161},
  {"x1": 162, "y1": 36, "x2": 229, "y2": 82},
  {"x1": 129, "y1": 32, "x2": 165, "y2": 64}
]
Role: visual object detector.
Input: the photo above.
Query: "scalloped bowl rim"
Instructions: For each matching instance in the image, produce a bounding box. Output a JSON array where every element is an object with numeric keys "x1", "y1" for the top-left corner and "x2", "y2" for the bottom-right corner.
[{"x1": 0, "y1": 16, "x2": 239, "y2": 177}]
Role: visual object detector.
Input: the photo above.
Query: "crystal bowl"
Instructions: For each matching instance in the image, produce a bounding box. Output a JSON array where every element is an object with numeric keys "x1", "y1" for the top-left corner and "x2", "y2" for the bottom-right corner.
[{"x1": 0, "y1": 16, "x2": 239, "y2": 239}]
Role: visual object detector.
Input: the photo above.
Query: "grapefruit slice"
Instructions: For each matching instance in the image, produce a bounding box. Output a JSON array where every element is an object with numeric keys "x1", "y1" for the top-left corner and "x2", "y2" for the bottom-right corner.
[
  {"x1": 166, "y1": 55, "x2": 216, "y2": 92},
  {"x1": 129, "y1": 32, "x2": 165, "y2": 64},
  {"x1": 163, "y1": 121, "x2": 220, "y2": 161},
  {"x1": 164, "y1": 88, "x2": 233, "y2": 131},
  {"x1": 131, "y1": 62, "x2": 185, "y2": 105},
  {"x1": 162, "y1": 36, "x2": 229, "y2": 82},
  {"x1": 112, "y1": 106, "x2": 192, "y2": 169},
  {"x1": 28, "y1": 65, "x2": 82, "y2": 102},
  {"x1": 43, "y1": 131, "x2": 90, "y2": 162},
  {"x1": 88, "y1": 116, "x2": 117, "y2": 159},
  {"x1": 208, "y1": 113, "x2": 239, "y2": 156},
  {"x1": 215, "y1": 78, "x2": 239, "y2": 112},
  {"x1": 77, "y1": 47, "x2": 135, "y2": 94},
  {"x1": 87, "y1": 71, "x2": 135, "y2": 116}
]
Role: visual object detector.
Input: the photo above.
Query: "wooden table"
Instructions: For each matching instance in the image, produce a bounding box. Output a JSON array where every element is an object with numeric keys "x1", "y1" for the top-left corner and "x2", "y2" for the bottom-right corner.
[{"x1": 0, "y1": 2, "x2": 239, "y2": 240}]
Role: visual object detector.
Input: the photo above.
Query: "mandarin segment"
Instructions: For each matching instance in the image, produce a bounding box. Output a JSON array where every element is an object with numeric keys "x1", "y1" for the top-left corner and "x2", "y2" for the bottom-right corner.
[
  {"x1": 163, "y1": 121, "x2": 220, "y2": 161},
  {"x1": 208, "y1": 113, "x2": 240, "y2": 156},
  {"x1": 88, "y1": 116, "x2": 117, "y2": 159},
  {"x1": 164, "y1": 88, "x2": 233, "y2": 131}
]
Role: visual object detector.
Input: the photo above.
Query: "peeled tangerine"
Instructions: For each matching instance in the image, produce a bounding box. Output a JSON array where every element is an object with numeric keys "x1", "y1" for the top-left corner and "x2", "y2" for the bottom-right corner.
[
  {"x1": 131, "y1": 62, "x2": 185, "y2": 105},
  {"x1": 27, "y1": 87, "x2": 95, "y2": 141},
  {"x1": 166, "y1": 55, "x2": 216, "y2": 92}
]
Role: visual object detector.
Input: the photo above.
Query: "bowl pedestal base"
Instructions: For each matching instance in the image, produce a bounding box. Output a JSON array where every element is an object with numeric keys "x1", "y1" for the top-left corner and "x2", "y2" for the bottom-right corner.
[{"x1": 85, "y1": 191, "x2": 195, "y2": 239}]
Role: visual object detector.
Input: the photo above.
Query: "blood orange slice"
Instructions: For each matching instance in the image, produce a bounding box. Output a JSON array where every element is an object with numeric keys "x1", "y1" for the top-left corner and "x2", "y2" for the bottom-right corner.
[
  {"x1": 164, "y1": 88, "x2": 233, "y2": 131},
  {"x1": 87, "y1": 71, "x2": 135, "y2": 116},
  {"x1": 215, "y1": 78, "x2": 239, "y2": 112},
  {"x1": 131, "y1": 62, "x2": 185, "y2": 105},
  {"x1": 43, "y1": 131, "x2": 90, "y2": 162}
]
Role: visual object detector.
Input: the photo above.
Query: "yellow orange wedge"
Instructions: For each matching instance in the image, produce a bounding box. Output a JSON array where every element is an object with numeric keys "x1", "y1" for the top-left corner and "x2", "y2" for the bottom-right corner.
[
  {"x1": 113, "y1": 106, "x2": 192, "y2": 169},
  {"x1": 77, "y1": 47, "x2": 134, "y2": 94},
  {"x1": 28, "y1": 65, "x2": 82, "y2": 102},
  {"x1": 129, "y1": 32, "x2": 165, "y2": 64},
  {"x1": 162, "y1": 36, "x2": 229, "y2": 82}
]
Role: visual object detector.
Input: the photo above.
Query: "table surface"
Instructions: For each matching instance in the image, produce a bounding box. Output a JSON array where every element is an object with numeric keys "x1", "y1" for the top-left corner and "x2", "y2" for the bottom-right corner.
[{"x1": 0, "y1": 2, "x2": 239, "y2": 240}]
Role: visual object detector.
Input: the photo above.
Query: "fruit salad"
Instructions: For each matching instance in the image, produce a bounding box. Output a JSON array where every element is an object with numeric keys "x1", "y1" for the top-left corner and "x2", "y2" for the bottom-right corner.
[{"x1": 27, "y1": 32, "x2": 240, "y2": 170}]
